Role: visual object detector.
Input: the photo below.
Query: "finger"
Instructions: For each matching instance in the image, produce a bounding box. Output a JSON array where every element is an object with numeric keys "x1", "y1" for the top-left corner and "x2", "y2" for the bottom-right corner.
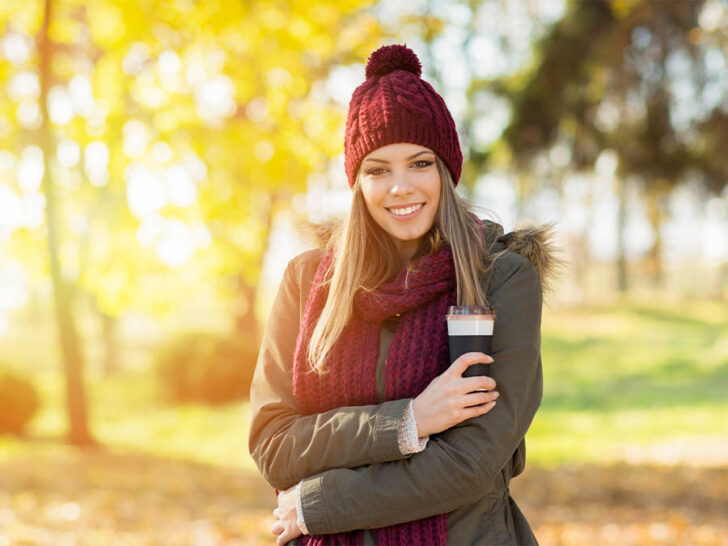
[
  {"x1": 462, "y1": 375, "x2": 497, "y2": 392},
  {"x1": 277, "y1": 530, "x2": 293, "y2": 546},
  {"x1": 450, "y1": 352, "x2": 494, "y2": 376},
  {"x1": 273, "y1": 508, "x2": 280, "y2": 519},
  {"x1": 271, "y1": 521, "x2": 283, "y2": 535},
  {"x1": 462, "y1": 390, "x2": 499, "y2": 407},
  {"x1": 467, "y1": 399, "x2": 496, "y2": 418}
]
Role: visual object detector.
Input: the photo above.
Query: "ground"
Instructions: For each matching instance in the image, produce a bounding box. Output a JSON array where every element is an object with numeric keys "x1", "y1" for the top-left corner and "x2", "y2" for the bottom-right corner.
[
  {"x1": 1, "y1": 442, "x2": 727, "y2": 545},
  {"x1": 1, "y1": 300, "x2": 726, "y2": 544}
]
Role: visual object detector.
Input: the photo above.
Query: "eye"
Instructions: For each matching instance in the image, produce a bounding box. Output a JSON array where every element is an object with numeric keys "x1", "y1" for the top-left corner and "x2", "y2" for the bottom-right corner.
[
  {"x1": 366, "y1": 167, "x2": 386, "y2": 176},
  {"x1": 412, "y1": 160, "x2": 433, "y2": 168}
]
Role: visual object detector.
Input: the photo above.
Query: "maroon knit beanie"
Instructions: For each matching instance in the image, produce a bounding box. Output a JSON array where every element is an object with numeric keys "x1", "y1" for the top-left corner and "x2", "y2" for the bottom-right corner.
[{"x1": 344, "y1": 44, "x2": 463, "y2": 188}]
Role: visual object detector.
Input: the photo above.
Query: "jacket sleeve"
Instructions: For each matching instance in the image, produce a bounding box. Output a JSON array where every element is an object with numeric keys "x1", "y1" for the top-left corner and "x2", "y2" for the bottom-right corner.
[
  {"x1": 299, "y1": 252, "x2": 543, "y2": 533},
  {"x1": 248, "y1": 255, "x2": 412, "y2": 491}
]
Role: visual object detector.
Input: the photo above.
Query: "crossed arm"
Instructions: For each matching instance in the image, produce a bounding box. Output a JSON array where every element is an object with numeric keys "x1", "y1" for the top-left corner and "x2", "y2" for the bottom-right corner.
[{"x1": 249, "y1": 257, "x2": 415, "y2": 491}]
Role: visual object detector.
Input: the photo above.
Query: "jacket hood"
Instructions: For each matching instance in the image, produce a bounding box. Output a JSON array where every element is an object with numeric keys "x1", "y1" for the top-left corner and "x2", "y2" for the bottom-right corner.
[{"x1": 303, "y1": 218, "x2": 560, "y2": 292}]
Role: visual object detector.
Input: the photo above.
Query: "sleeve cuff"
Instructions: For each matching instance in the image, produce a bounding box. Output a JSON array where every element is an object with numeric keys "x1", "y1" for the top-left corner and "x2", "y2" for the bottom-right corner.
[
  {"x1": 397, "y1": 399, "x2": 429, "y2": 455},
  {"x1": 295, "y1": 480, "x2": 309, "y2": 535},
  {"x1": 300, "y1": 474, "x2": 328, "y2": 534},
  {"x1": 372, "y1": 398, "x2": 413, "y2": 460}
]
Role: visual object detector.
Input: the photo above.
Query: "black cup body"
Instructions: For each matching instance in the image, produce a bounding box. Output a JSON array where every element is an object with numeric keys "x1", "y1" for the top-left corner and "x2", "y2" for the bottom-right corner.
[{"x1": 448, "y1": 335, "x2": 494, "y2": 378}]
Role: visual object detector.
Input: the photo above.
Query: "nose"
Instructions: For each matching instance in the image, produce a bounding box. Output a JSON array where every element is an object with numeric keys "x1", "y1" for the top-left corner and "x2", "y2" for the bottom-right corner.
[{"x1": 390, "y1": 168, "x2": 414, "y2": 196}]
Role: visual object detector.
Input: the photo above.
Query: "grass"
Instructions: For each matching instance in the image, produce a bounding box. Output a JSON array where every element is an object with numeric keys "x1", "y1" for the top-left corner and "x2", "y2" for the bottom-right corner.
[
  {"x1": 1, "y1": 299, "x2": 726, "y2": 470},
  {"x1": 529, "y1": 299, "x2": 728, "y2": 465},
  {"x1": 0, "y1": 367, "x2": 258, "y2": 474}
]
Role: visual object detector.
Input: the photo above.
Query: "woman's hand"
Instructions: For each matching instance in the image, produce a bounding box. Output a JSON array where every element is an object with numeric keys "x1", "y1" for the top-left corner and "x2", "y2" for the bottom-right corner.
[
  {"x1": 412, "y1": 352, "x2": 498, "y2": 437},
  {"x1": 271, "y1": 485, "x2": 303, "y2": 546}
]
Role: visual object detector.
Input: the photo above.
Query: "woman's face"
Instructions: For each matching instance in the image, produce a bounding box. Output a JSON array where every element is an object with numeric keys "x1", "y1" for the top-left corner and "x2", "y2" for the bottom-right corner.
[{"x1": 359, "y1": 143, "x2": 441, "y2": 262}]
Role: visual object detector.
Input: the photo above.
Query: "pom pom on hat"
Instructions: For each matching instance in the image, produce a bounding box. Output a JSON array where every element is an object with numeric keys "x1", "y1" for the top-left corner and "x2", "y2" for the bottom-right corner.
[{"x1": 365, "y1": 44, "x2": 422, "y2": 79}]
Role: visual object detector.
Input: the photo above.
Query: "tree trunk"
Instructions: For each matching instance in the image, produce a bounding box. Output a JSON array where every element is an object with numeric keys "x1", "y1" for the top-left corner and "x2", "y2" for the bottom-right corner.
[
  {"x1": 234, "y1": 279, "x2": 260, "y2": 342},
  {"x1": 645, "y1": 190, "x2": 665, "y2": 287},
  {"x1": 616, "y1": 176, "x2": 628, "y2": 293},
  {"x1": 715, "y1": 262, "x2": 728, "y2": 301},
  {"x1": 568, "y1": 233, "x2": 588, "y2": 303},
  {"x1": 38, "y1": 0, "x2": 94, "y2": 446},
  {"x1": 234, "y1": 191, "x2": 281, "y2": 343},
  {"x1": 101, "y1": 311, "x2": 119, "y2": 377},
  {"x1": 514, "y1": 171, "x2": 529, "y2": 222}
]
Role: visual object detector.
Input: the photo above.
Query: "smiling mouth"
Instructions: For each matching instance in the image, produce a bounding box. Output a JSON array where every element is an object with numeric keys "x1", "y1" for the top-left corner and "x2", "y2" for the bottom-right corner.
[{"x1": 387, "y1": 203, "x2": 424, "y2": 216}]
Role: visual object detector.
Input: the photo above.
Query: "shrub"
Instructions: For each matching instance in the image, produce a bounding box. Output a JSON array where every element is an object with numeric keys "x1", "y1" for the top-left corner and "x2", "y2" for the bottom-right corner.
[
  {"x1": 0, "y1": 368, "x2": 40, "y2": 434},
  {"x1": 155, "y1": 331, "x2": 258, "y2": 405}
]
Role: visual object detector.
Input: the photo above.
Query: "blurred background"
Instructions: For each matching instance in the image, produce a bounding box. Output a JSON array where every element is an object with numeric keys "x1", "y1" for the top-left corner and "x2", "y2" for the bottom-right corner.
[{"x1": 1, "y1": 0, "x2": 727, "y2": 544}]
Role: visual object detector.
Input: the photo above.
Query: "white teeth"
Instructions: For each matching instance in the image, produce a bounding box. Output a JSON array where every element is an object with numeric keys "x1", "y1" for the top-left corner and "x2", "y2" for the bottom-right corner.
[{"x1": 389, "y1": 204, "x2": 423, "y2": 216}]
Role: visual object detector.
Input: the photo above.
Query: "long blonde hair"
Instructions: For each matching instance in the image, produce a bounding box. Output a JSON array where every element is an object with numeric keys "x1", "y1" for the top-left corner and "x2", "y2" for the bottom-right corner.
[{"x1": 306, "y1": 156, "x2": 495, "y2": 373}]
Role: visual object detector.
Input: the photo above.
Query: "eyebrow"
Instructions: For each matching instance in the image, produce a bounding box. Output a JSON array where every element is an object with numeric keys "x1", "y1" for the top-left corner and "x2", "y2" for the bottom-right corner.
[{"x1": 363, "y1": 150, "x2": 434, "y2": 164}]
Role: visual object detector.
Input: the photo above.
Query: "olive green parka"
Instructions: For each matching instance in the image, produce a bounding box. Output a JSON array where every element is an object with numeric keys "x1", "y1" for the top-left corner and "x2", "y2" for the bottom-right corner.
[{"x1": 249, "y1": 221, "x2": 556, "y2": 545}]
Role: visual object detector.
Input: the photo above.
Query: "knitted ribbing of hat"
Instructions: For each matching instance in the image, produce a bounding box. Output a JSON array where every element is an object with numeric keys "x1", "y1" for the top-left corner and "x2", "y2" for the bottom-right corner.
[{"x1": 292, "y1": 245, "x2": 456, "y2": 546}]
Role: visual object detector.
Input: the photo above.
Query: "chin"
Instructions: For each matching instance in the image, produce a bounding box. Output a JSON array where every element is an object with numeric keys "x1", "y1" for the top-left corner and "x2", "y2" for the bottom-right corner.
[{"x1": 389, "y1": 225, "x2": 429, "y2": 242}]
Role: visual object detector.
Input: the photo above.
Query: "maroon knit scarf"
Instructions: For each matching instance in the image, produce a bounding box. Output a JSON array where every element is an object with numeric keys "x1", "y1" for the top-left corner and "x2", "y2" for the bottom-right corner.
[{"x1": 292, "y1": 244, "x2": 456, "y2": 546}]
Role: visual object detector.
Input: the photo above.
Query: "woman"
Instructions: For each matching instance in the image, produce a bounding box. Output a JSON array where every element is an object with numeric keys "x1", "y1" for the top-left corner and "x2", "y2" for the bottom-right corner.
[{"x1": 249, "y1": 44, "x2": 556, "y2": 545}]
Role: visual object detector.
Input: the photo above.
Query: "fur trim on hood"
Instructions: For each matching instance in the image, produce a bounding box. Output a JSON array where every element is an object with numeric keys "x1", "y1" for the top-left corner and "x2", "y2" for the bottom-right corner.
[
  {"x1": 302, "y1": 218, "x2": 561, "y2": 292},
  {"x1": 487, "y1": 220, "x2": 561, "y2": 294}
]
